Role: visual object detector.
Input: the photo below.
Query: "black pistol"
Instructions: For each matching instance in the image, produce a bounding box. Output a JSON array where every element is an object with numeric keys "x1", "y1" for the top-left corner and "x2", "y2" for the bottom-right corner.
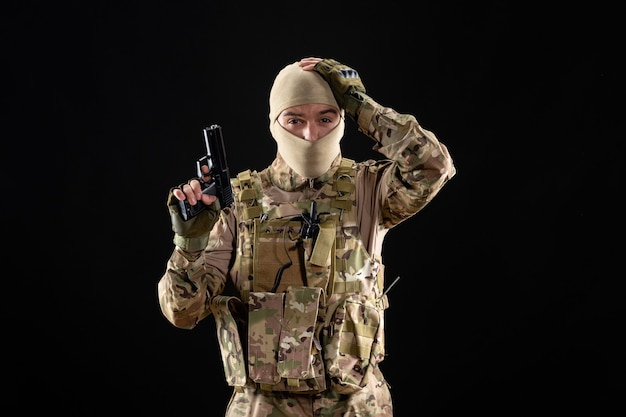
[{"x1": 178, "y1": 124, "x2": 234, "y2": 221}]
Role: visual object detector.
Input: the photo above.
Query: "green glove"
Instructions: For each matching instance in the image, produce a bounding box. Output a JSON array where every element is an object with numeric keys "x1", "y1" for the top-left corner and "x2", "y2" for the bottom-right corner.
[
  {"x1": 313, "y1": 58, "x2": 366, "y2": 119},
  {"x1": 167, "y1": 183, "x2": 219, "y2": 252}
]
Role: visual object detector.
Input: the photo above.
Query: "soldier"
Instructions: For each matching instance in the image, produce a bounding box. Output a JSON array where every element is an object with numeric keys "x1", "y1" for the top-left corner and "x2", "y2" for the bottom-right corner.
[{"x1": 158, "y1": 57, "x2": 456, "y2": 416}]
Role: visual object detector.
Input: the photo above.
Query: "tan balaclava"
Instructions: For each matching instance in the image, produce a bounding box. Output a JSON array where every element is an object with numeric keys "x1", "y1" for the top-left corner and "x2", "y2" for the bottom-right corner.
[{"x1": 269, "y1": 62, "x2": 345, "y2": 179}]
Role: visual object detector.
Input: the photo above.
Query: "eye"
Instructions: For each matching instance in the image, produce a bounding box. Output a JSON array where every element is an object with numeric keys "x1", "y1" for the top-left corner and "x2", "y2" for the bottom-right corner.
[
  {"x1": 320, "y1": 117, "x2": 333, "y2": 123},
  {"x1": 287, "y1": 118, "x2": 303, "y2": 125}
]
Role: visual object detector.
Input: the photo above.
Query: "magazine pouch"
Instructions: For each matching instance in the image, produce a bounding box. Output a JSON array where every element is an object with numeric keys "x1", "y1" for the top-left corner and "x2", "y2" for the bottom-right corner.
[
  {"x1": 324, "y1": 294, "x2": 385, "y2": 394},
  {"x1": 277, "y1": 286, "x2": 326, "y2": 391},
  {"x1": 248, "y1": 286, "x2": 326, "y2": 392},
  {"x1": 248, "y1": 291, "x2": 283, "y2": 386}
]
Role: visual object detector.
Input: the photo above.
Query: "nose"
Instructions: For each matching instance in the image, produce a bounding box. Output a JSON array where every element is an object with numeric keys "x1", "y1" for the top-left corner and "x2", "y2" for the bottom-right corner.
[{"x1": 303, "y1": 123, "x2": 321, "y2": 141}]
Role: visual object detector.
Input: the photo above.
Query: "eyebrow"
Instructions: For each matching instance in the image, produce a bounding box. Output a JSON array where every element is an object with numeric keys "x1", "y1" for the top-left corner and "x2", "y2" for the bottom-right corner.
[
  {"x1": 282, "y1": 108, "x2": 339, "y2": 117},
  {"x1": 281, "y1": 110, "x2": 304, "y2": 117}
]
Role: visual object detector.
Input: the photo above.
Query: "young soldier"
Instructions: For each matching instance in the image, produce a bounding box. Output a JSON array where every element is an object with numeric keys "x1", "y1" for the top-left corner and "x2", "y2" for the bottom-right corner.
[{"x1": 158, "y1": 57, "x2": 456, "y2": 416}]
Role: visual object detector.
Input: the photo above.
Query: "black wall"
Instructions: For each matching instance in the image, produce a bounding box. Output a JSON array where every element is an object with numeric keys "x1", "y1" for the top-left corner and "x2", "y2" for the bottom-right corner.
[{"x1": 8, "y1": 1, "x2": 622, "y2": 415}]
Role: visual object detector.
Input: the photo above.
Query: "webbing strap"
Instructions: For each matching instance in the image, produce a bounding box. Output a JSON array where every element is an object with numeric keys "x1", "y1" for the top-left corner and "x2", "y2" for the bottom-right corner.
[
  {"x1": 238, "y1": 187, "x2": 257, "y2": 202},
  {"x1": 310, "y1": 219, "x2": 335, "y2": 266},
  {"x1": 243, "y1": 205, "x2": 263, "y2": 220},
  {"x1": 332, "y1": 158, "x2": 356, "y2": 212},
  {"x1": 331, "y1": 199, "x2": 352, "y2": 210},
  {"x1": 335, "y1": 178, "x2": 355, "y2": 193},
  {"x1": 333, "y1": 280, "x2": 362, "y2": 294},
  {"x1": 237, "y1": 169, "x2": 253, "y2": 187},
  {"x1": 236, "y1": 169, "x2": 263, "y2": 220}
]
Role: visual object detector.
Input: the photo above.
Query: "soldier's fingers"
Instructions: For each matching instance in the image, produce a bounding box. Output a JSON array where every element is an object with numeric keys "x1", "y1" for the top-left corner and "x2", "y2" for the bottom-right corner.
[
  {"x1": 172, "y1": 188, "x2": 186, "y2": 201},
  {"x1": 299, "y1": 57, "x2": 321, "y2": 71},
  {"x1": 177, "y1": 183, "x2": 194, "y2": 205},
  {"x1": 201, "y1": 194, "x2": 217, "y2": 206},
  {"x1": 186, "y1": 180, "x2": 203, "y2": 202},
  {"x1": 200, "y1": 165, "x2": 212, "y2": 183},
  {"x1": 199, "y1": 164, "x2": 211, "y2": 176}
]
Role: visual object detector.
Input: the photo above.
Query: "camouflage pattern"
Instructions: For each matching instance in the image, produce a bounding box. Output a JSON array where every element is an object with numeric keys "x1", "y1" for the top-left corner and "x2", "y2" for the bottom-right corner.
[
  {"x1": 248, "y1": 292, "x2": 283, "y2": 386},
  {"x1": 225, "y1": 367, "x2": 393, "y2": 417},
  {"x1": 157, "y1": 91, "x2": 456, "y2": 416},
  {"x1": 323, "y1": 294, "x2": 386, "y2": 394},
  {"x1": 210, "y1": 295, "x2": 247, "y2": 387},
  {"x1": 356, "y1": 98, "x2": 456, "y2": 228},
  {"x1": 247, "y1": 287, "x2": 327, "y2": 393},
  {"x1": 236, "y1": 156, "x2": 384, "y2": 300},
  {"x1": 277, "y1": 286, "x2": 324, "y2": 389},
  {"x1": 210, "y1": 155, "x2": 391, "y2": 398}
]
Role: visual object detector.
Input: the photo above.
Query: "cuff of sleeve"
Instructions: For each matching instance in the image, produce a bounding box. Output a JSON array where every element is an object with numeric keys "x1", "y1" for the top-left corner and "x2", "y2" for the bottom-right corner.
[
  {"x1": 170, "y1": 246, "x2": 203, "y2": 269},
  {"x1": 355, "y1": 96, "x2": 376, "y2": 131},
  {"x1": 173, "y1": 234, "x2": 209, "y2": 252}
]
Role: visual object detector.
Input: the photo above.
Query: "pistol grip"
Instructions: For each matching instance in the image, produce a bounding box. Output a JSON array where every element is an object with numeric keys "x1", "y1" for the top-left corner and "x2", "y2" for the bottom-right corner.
[{"x1": 178, "y1": 182, "x2": 216, "y2": 221}]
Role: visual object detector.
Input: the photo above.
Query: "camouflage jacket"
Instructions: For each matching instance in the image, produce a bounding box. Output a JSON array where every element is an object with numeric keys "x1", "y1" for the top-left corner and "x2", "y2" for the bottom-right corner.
[{"x1": 158, "y1": 95, "x2": 456, "y2": 392}]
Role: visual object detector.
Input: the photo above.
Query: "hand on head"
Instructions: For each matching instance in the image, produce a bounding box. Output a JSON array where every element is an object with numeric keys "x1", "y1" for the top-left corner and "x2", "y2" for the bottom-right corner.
[{"x1": 298, "y1": 57, "x2": 322, "y2": 71}]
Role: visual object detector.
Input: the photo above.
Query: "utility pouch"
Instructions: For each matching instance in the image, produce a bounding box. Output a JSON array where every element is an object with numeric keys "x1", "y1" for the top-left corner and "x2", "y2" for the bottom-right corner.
[
  {"x1": 209, "y1": 295, "x2": 247, "y2": 388},
  {"x1": 324, "y1": 294, "x2": 385, "y2": 394},
  {"x1": 248, "y1": 286, "x2": 327, "y2": 392},
  {"x1": 253, "y1": 219, "x2": 304, "y2": 293}
]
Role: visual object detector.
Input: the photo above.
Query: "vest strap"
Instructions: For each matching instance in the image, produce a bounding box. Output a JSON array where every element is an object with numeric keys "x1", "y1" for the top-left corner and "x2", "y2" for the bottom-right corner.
[
  {"x1": 238, "y1": 187, "x2": 258, "y2": 202},
  {"x1": 243, "y1": 205, "x2": 263, "y2": 220},
  {"x1": 333, "y1": 280, "x2": 362, "y2": 294},
  {"x1": 310, "y1": 218, "x2": 336, "y2": 266},
  {"x1": 331, "y1": 199, "x2": 352, "y2": 210}
]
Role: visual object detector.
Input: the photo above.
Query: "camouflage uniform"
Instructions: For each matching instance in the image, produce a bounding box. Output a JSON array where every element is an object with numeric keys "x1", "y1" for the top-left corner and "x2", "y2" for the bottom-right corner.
[{"x1": 158, "y1": 94, "x2": 456, "y2": 416}]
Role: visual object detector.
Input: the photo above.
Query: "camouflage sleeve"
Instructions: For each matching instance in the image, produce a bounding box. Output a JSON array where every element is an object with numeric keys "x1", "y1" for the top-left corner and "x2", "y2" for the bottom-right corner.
[
  {"x1": 355, "y1": 94, "x2": 456, "y2": 227},
  {"x1": 157, "y1": 208, "x2": 236, "y2": 329}
]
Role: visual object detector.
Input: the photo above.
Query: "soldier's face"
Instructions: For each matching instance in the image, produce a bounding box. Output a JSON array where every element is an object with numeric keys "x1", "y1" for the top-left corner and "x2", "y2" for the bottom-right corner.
[{"x1": 277, "y1": 103, "x2": 341, "y2": 142}]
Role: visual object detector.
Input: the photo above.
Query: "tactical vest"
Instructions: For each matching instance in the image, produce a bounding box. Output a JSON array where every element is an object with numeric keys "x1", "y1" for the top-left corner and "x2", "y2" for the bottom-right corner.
[{"x1": 209, "y1": 158, "x2": 389, "y2": 395}]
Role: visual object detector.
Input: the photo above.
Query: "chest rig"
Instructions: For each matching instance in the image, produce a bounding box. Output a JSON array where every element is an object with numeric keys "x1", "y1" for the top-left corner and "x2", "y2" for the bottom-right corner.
[{"x1": 209, "y1": 158, "x2": 388, "y2": 394}]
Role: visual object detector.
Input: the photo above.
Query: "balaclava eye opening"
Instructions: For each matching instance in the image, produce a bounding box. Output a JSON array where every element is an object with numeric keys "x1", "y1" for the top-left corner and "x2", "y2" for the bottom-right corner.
[{"x1": 268, "y1": 61, "x2": 345, "y2": 179}]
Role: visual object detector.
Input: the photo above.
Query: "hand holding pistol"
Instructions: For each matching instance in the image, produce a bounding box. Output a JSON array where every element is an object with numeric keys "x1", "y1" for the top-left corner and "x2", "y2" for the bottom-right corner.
[{"x1": 178, "y1": 124, "x2": 234, "y2": 221}]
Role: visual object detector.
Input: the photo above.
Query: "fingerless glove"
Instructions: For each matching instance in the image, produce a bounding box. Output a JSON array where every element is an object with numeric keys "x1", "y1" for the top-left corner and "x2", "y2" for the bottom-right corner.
[{"x1": 167, "y1": 183, "x2": 219, "y2": 251}]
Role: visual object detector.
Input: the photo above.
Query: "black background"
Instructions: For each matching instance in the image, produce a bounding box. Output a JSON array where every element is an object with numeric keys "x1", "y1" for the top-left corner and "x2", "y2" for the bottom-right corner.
[{"x1": 8, "y1": 1, "x2": 623, "y2": 415}]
